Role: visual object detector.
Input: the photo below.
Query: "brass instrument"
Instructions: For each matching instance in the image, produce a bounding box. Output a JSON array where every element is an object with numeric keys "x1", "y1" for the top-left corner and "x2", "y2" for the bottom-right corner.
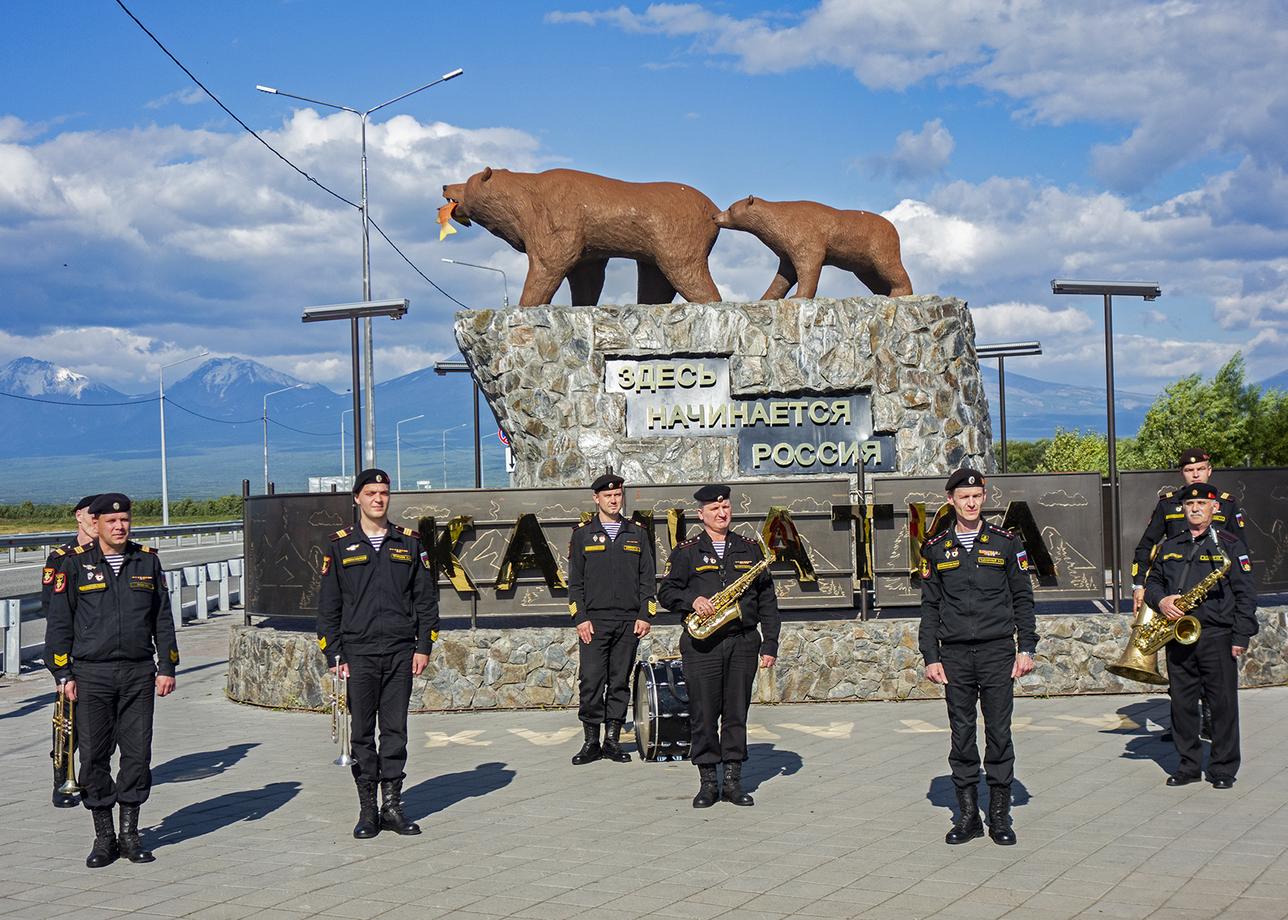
[
  {"x1": 327, "y1": 658, "x2": 353, "y2": 767},
  {"x1": 684, "y1": 537, "x2": 773, "y2": 640},
  {"x1": 52, "y1": 681, "x2": 82, "y2": 796}
]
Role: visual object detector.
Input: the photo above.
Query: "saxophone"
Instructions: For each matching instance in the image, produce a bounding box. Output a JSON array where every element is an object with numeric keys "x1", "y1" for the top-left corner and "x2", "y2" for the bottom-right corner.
[
  {"x1": 684, "y1": 537, "x2": 773, "y2": 640},
  {"x1": 1134, "y1": 531, "x2": 1229, "y2": 655}
]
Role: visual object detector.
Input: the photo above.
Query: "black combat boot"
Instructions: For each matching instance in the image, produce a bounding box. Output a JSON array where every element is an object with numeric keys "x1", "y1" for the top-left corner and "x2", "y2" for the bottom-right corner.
[
  {"x1": 52, "y1": 756, "x2": 78, "y2": 808},
  {"x1": 86, "y1": 808, "x2": 119, "y2": 868},
  {"x1": 945, "y1": 785, "x2": 984, "y2": 844},
  {"x1": 379, "y1": 778, "x2": 421, "y2": 836},
  {"x1": 721, "y1": 761, "x2": 754, "y2": 806},
  {"x1": 571, "y1": 722, "x2": 602, "y2": 765},
  {"x1": 1198, "y1": 698, "x2": 1213, "y2": 743},
  {"x1": 987, "y1": 786, "x2": 1016, "y2": 846},
  {"x1": 602, "y1": 721, "x2": 632, "y2": 763},
  {"x1": 692, "y1": 764, "x2": 718, "y2": 808},
  {"x1": 118, "y1": 804, "x2": 155, "y2": 863},
  {"x1": 353, "y1": 779, "x2": 381, "y2": 839}
]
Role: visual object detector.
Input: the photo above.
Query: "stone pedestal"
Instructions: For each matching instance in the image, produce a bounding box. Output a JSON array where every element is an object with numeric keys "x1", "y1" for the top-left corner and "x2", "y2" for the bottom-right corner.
[{"x1": 454, "y1": 296, "x2": 992, "y2": 486}]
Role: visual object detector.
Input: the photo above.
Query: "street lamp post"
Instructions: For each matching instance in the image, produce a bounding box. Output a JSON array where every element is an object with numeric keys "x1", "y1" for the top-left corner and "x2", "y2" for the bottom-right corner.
[
  {"x1": 258, "y1": 69, "x2": 464, "y2": 469},
  {"x1": 440, "y1": 259, "x2": 510, "y2": 307},
  {"x1": 434, "y1": 360, "x2": 483, "y2": 487},
  {"x1": 1051, "y1": 279, "x2": 1161, "y2": 615},
  {"x1": 158, "y1": 350, "x2": 209, "y2": 526},
  {"x1": 440, "y1": 423, "x2": 469, "y2": 490},
  {"x1": 263, "y1": 384, "x2": 305, "y2": 492},
  {"x1": 396, "y1": 414, "x2": 425, "y2": 490},
  {"x1": 340, "y1": 408, "x2": 354, "y2": 478},
  {"x1": 976, "y1": 342, "x2": 1043, "y2": 474}
]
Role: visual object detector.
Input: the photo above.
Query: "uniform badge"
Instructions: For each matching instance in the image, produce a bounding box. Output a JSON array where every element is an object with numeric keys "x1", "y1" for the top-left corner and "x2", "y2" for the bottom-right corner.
[
  {"x1": 420, "y1": 549, "x2": 432, "y2": 570},
  {"x1": 1017, "y1": 550, "x2": 1029, "y2": 571},
  {"x1": 919, "y1": 559, "x2": 930, "y2": 579},
  {"x1": 42, "y1": 566, "x2": 54, "y2": 585},
  {"x1": 345, "y1": 543, "x2": 360, "y2": 551},
  {"x1": 1238, "y1": 554, "x2": 1251, "y2": 572},
  {"x1": 54, "y1": 573, "x2": 66, "y2": 594},
  {"x1": 321, "y1": 556, "x2": 331, "y2": 576},
  {"x1": 169, "y1": 649, "x2": 179, "y2": 664},
  {"x1": 1235, "y1": 512, "x2": 1245, "y2": 528}
]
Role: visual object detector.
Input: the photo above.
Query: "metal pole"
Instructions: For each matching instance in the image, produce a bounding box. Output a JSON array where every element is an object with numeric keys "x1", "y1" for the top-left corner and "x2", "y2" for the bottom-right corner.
[
  {"x1": 360, "y1": 114, "x2": 377, "y2": 469},
  {"x1": 442, "y1": 429, "x2": 448, "y2": 489},
  {"x1": 1104, "y1": 293, "x2": 1122, "y2": 614},
  {"x1": 473, "y1": 380, "x2": 482, "y2": 488},
  {"x1": 340, "y1": 411, "x2": 346, "y2": 478},
  {"x1": 262, "y1": 396, "x2": 270, "y2": 493},
  {"x1": 998, "y1": 356, "x2": 1007, "y2": 474},
  {"x1": 159, "y1": 370, "x2": 170, "y2": 526},
  {"x1": 350, "y1": 319, "x2": 363, "y2": 476},
  {"x1": 397, "y1": 425, "x2": 402, "y2": 490}
]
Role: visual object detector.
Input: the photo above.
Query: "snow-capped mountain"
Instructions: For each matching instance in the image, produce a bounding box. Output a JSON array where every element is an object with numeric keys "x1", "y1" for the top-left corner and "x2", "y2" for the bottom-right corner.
[
  {"x1": 166, "y1": 357, "x2": 332, "y2": 415},
  {"x1": 0, "y1": 356, "x2": 131, "y2": 402}
]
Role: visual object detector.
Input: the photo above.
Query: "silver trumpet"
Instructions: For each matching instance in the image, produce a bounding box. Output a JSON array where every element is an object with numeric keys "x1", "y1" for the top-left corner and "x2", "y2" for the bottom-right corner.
[
  {"x1": 327, "y1": 657, "x2": 354, "y2": 767},
  {"x1": 52, "y1": 681, "x2": 82, "y2": 796}
]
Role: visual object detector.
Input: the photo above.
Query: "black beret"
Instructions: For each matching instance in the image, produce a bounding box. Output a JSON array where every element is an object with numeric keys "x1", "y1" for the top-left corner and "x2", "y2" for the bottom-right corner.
[
  {"x1": 694, "y1": 484, "x2": 731, "y2": 504},
  {"x1": 1177, "y1": 447, "x2": 1210, "y2": 468},
  {"x1": 73, "y1": 494, "x2": 100, "y2": 513},
  {"x1": 945, "y1": 468, "x2": 986, "y2": 492},
  {"x1": 591, "y1": 473, "x2": 624, "y2": 493},
  {"x1": 88, "y1": 493, "x2": 131, "y2": 515},
  {"x1": 352, "y1": 468, "x2": 390, "y2": 494},
  {"x1": 1181, "y1": 482, "x2": 1219, "y2": 501}
]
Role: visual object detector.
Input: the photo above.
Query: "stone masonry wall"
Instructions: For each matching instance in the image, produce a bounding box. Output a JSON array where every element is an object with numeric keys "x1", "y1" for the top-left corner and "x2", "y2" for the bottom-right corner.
[
  {"x1": 226, "y1": 608, "x2": 1287, "y2": 712},
  {"x1": 453, "y1": 296, "x2": 994, "y2": 485}
]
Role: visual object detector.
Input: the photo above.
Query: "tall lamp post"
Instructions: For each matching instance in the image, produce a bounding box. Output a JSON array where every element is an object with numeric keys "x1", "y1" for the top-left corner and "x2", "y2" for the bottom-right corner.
[
  {"x1": 1051, "y1": 279, "x2": 1161, "y2": 615},
  {"x1": 302, "y1": 299, "x2": 409, "y2": 477},
  {"x1": 395, "y1": 414, "x2": 425, "y2": 490},
  {"x1": 440, "y1": 258, "x2": 510, "y2": 307},
  {"x1": 434, "y1": 360, "x2": 483, "y2": 487},
  {"x1": 340, "y1": 407, "x2": 354, "y2": 479},
  {"x1": 976, "y1": 341, "x2": 1042, "y2": 474},
  {"x1": 263, "y1": 384, "x2": 305, "y2": 492},
  {"x1": 258, "y1": 69, "x2": 464, "y2": 469},
  {"x1": 440, "y1": 423, "x2": 469, "y2": 490},
  {"x1": 158, "y1": 350, "x2": 209, "y2": 525}
]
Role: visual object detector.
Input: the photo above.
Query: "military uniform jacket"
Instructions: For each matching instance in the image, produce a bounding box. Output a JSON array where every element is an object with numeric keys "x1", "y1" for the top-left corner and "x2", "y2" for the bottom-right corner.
[
  {"x1": 1131, "y1": 484, "x2": 1244, "y2": 585},
  {"x1": 316, "y1": 524, "x2": 439, "y2": 666},
  {"x1": 658, "y1": 531, "x2": 781, "y2": 656},
  {"x1": 44, "y1": 541, "x2": 178, "y2": 682},
  {"x1": 918, "y1": 522, "x2": 1037, "y2": 666},
  {"x1": 1143, "y1": 527, "x2": 1258, "y2": 648},
  {"x1": 567, "y1": 516, "x2": 657, "y2": 625}
]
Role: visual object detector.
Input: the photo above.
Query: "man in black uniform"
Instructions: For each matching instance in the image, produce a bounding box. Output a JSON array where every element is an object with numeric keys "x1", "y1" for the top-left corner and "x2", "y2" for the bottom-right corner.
[
  {"x1": 1145, "y1": 482, "x2": 1257, "y2": 790},
  {"x1": 43, "y1": 494, "x2": 99, "y2": 808},
  {"x1": 45, "y1": 493, "x2": 178, "y2": 868},
  {"x1": 659, "y1": 484, "x2": 779, "y2": 808},
  {"x1": 1131, "y1": 447, "x2": 1246, "y2": 740},
  {"x1": 919, "y1": 469, "x2": 1036, "y2": 846},
  {"x1": 317, "y1": 468, "x2": 439, "y2": 839},
  {"x1": 567, "y1": 473, "x2": 657, "y2": 765}
]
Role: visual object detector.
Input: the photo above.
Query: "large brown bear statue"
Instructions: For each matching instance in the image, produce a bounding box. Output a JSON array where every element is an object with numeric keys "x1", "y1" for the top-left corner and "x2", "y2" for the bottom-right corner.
[
  {"x1": 442, "y1": 167, "x2": 723, "y2": 307},
  {"x1": 714, "y1": 196, "x2": 913, "y2": 299}
]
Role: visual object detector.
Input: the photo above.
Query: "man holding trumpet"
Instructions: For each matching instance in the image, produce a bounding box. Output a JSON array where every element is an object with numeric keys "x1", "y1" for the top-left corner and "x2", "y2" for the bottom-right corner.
[{"x1": 317, "y1": 469, "x2": 439, "y2": 839}]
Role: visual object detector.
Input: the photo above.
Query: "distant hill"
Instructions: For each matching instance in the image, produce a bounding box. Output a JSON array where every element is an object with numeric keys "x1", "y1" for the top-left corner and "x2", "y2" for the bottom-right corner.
[
  {"x1": 979, "y1": 365, "x2": 1154, "y2": 440},
  {"x1": 1261, "y1": 369, "x2": 1288, "y2": 392}
]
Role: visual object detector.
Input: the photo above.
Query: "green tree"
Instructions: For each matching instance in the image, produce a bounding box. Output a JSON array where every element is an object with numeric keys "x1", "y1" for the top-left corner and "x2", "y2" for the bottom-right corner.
[
  {"x1": 1038, "y1": 428, "x2": 1108, "y2": 475},
  {"x1": 1001, "y1": 439, "x2": 1050, "y2": 473}
]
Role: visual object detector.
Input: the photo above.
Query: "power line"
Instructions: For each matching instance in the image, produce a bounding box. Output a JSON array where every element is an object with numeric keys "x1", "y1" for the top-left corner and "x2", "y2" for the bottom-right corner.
[
  {"x1": 269, "y1": 418, "x2": 333, "y2": 438},
  {"x1": 164, "y1": 399, "x2": 259, "y2": 425},
  {"x1": 368, "y1": 217, "x2": 471, "y2": 310},
  {"x1": 0, "y1": 390, "x2": 155, "y2": 408}
]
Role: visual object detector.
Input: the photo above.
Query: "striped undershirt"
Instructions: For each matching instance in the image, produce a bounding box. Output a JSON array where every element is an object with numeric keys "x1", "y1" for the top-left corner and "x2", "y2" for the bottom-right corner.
[
  {"x1": 368, "y1": 533, "x2": 386, "y2": 553},
  {"x1": 600, "y1": 520, "x2": 622, "y2": 541},
  {"x1": 711, "y1": 540, "x2": 726, "y2": 558},
  {"x1": 955, "y1": 526, "x2": 982, "y2": 552},
  {"x1": 104, "y1": 553, "x2": 125, "y2": 576}
]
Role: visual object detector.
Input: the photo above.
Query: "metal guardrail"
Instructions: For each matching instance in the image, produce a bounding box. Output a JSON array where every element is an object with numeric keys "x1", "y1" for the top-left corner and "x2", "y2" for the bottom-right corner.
[{"x1": 0, "y1": 520, "x2": 243, "y2": 563}]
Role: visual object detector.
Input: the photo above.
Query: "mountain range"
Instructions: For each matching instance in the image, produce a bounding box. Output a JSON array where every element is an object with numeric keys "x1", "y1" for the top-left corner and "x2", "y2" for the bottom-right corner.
[{"x1": 0, "y1": 354, "x2": 1282, "y2": 503}]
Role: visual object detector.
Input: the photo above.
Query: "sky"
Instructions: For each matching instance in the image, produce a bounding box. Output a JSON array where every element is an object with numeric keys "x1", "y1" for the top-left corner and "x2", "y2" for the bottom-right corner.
[{"x1": 2, "y1": 0, "x2": 1286, "y2": 396}]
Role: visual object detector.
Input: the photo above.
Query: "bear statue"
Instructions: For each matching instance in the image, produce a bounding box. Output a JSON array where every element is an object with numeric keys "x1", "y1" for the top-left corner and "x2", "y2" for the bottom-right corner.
[
  {"x1": 714, "y1": 196, "x2": 913, "y2": 299},
  {"x1": 441, "y1": 167, "x2": 723, "y2": 307}
]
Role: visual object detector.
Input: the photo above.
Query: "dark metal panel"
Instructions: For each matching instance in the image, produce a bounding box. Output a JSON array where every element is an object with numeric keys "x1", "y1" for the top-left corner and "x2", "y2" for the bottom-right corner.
[{"x1": 870, "y1": 472, "x2": 1106, "y2": 608}]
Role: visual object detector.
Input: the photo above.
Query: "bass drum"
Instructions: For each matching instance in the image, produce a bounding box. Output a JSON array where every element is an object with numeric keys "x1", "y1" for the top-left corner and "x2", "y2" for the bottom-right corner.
[{"x1": 633, "y1": 657, "x2": 691, "y2": 762}]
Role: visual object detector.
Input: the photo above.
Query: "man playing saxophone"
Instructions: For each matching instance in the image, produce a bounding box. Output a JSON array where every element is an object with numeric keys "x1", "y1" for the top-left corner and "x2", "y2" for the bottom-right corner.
[
  {"x1": 659, "y1": 484, "x2": 779, "y2": 808},
  {"x1": 1145, "y1": 482, "x2": 1257, "y2": 789}
]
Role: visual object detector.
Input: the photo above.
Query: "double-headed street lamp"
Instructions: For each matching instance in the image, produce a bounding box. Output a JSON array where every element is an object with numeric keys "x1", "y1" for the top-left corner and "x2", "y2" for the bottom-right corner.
[
  {"x1": 440, "y1": 259, "x2": 510, "y2": 307},
  {"x1": 263, "y1": 384, "x2": 305, "y2": 492},
  {"x1": 258, "y1": 69, "x2": 464, "y2": 469},
  {"x1": 1051, "y1": 279, "x2": 1162, "y2": 615},
  {"x1": 440, "y1": 423, "x2": 469, "y2": 490},
  {"x1": 158, "y1": 350, "x2": 209, "y2": 525},
  {"x1": 976, "y1": 341, "x2": 1042, "y2": 474},
  {"x1": 395, "y1": 414, "x2": 425, "y2": 490}
]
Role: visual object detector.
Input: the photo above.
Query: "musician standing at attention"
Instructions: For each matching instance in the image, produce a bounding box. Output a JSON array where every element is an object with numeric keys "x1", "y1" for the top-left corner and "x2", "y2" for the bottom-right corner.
[
  {"x1": 919, "y1": 469, "x2": 1035, "y2": 846},
  {"x1": 317, "y1": 469, "x2": 439, "y2": 839},
  {"x1": 659, "y1": 484, "x2": 779, "y2": 809},
  {"x1": 1145, "y1": 482, "x2": 1257, "y2": 790},
  {"x1": 566, "y1": 473, "x2": 657, "y2": 765}
]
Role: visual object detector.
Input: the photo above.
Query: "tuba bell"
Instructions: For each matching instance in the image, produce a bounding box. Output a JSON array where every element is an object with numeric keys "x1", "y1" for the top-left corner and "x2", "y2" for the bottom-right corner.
[{"x1": 1106, "y1": 603, "x2": 1169, "y2": 686}]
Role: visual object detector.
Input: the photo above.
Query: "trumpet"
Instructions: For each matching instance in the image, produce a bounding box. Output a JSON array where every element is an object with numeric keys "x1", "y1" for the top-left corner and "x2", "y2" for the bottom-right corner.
[
  {"x1": 327, "y1": 657, "x2": 353, "y2": 767},
  {"x1": 52, "y1": 681, "x2": 82, "y2": 796}
]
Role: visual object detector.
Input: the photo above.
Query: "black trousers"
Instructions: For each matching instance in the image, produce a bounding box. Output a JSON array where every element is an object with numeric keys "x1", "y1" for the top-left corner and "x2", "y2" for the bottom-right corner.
[
  {"x1": 1167, "y1": 627, "x2": 1240, "y2": 778},
  {"x1": 578, "y1": 618, "x2": 639, "y2": 724},
  {"x1": 74, "y1": 661, "x2": 157, "y2": 809},
  {"x1": 940, "y1": 639, "x2": 1015, "y2": 791},
  {"x1": 681, "y1": 627, "x2": 760, "y2": 765},
  {"x1": 347, "y1": 647, "x2": 413, "y2": 784}
]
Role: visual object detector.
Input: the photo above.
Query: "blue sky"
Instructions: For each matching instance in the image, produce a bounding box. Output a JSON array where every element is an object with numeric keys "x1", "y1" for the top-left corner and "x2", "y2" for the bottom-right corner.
[{"x1": 2, "y1": 0, "x2": 1285, "y2": 394}]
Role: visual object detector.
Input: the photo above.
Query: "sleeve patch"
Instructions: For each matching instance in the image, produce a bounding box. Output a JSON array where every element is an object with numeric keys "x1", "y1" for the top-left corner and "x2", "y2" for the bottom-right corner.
[
  {"x1": 43, "y1": 566, "x2": 55, "y2": 585},
  {"x1": 321, "y1": 555, "x2": 332, "y2": 576},
  {"x1": 53, "y1": 653, "x2": 69, "y2": 667},
  {"x1": 647, "y1": 599, "x2": 657, "y2": 616},
  {"x1": 568, "y1": 601, "x2": 578, "y2": 617},
  {"x1": 169, "y1": 649, "x2": 179, "y2": 664},
  {"x1": 919, "y1": 559, "x2": 930, "y2": 579},
  {"x1": 54, "y1": 573, "x2": 67, "y2": 594},
  {"x1": 1016, "y1": 550, "x2": 1029, "y2": 571},
  {"x1": 430, "y1": 629, "x2": 439, "y2": 642},
  {"x1": 1238, "y1": 554, "x2": 1252, "y2": 572},
  {"x1": 318, "y1": 636, "x2": 327, "y2": 651}
]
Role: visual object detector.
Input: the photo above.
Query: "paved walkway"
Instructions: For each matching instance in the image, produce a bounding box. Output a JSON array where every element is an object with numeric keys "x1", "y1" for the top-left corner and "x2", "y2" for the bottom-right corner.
[{"x1": 2, "y1": 616, "x2": 1287, "y2": 920}]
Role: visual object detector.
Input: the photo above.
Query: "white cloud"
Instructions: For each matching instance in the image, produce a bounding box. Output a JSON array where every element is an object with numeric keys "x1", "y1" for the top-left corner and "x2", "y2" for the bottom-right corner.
[
  {"x1": 144, "y1": 87, "x2": 207, "y2": 109},
  {"x1": 865, "y1": 118, "x2": 955, "y2": 181},
  {"x1": 970, "y1": 302, "x2": 1095, "y2": 343}
]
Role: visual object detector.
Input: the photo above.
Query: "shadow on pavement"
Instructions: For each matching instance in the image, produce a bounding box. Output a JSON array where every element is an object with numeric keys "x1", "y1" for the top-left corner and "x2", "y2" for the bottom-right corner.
[
  {"x1": 1108, "y1": 699, "x2": 1177, "y2": 772},
  {"x1": 153, "y1": 742, "x2": 260, "y2": 784},
  {"x1": 0, "y1": 690, "x2": 57, "y2": 721},
  {"x1": 928, "y1": 775, "x2": 1031, "y2": 819},
  {"x1": 149, "y1": 781, "x2": 301, "y2": 849},
  {"x1": 402, "y1": 761, "x2": 515, "y2": 821},
  {"x1": 741, "y1": 743, "x2": 803, "y2": 794}
]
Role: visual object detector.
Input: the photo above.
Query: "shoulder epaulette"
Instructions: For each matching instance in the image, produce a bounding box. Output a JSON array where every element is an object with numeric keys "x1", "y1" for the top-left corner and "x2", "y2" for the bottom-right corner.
[
  {"x1": 73, "y1": 543, "x2": 90, "y2": 555},
  {"x1": 1220, "y1": 491, "x2": 1232, "y2": 500},
  {"x1": 1217, "y1": 529, "x2": 1240, "y2": 544},
  {"x1": 137, "y1": 543, "x2": 156, "y2": 554},
  {"x1": 1160, "y1": 488, "x2": 1175, "y2": 500},
  {"x1": 52, "y1": 546, "x2": 69, "y2": 558},
  {"x1": 924, "y1": 529, "x2": 950, "y2": 547},
  {"x1": 394, "y1": 524, "x2": 417, "y2": 539},
  {"x1": 677, "y1": 537, "x2": 700, "y2": 548},
  {"x1": 986, "y1": 522, "x2": 1015, "y2": 538},
  {"x1": 330, "y1": 527, "x2": 352, "y2": 541},
  {"x1": 574, "y1": 518, "x2": 591, "y2": 529}
]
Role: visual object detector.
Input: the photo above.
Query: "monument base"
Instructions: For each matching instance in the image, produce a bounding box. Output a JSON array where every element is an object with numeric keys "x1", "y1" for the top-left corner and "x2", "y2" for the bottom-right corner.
[{"x1": 225, "y1": 609, "x2": 1287, "y2": 711}]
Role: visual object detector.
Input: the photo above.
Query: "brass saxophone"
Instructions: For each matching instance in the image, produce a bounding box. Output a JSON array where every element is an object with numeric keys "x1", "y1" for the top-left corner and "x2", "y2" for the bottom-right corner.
[
  {"x1": 1134, "y1": 537, "x2": 1230, "y2": 655},
  {"x1": 684, "y1": 537, "x2": 773, "y2": 640}
]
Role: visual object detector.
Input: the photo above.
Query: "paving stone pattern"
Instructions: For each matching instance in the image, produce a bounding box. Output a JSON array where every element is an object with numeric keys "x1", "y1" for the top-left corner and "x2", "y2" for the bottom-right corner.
[{"x1": 5, "y1": 616, "x2": 1288, "y2": 919}]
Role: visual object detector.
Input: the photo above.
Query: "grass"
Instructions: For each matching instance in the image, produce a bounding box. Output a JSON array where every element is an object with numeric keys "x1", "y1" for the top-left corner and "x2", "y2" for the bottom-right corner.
[{"x1": 0, "y1": 515, "x2": 234, "y2": 536}]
